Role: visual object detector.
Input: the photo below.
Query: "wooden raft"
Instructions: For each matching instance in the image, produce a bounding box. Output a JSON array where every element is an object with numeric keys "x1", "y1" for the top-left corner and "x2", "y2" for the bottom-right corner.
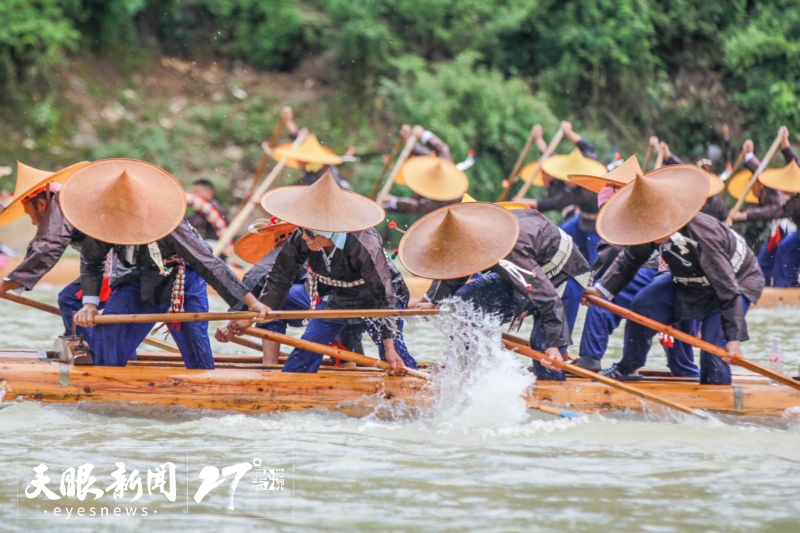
[{"x1": 2, "y1": 350, "x2": 800, "y2": 417}]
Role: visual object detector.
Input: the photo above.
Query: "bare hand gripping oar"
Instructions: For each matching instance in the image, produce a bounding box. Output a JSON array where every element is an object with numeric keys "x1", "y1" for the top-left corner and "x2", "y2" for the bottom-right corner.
[
  {"x1": 584, "y1": 294, "x2": 800, "y2": 392},
  {"x1": 0, "y1": 293, "x2": 179, "y2": 353},
  {"x1": 91, "y1": 308, "x2": 441, "y2": 325},
  {"x1": 501, "y1": 333, "x2": 707, "y2": 418},
  {"x1": 241, "y1": 327, "x2": 432, "y2": 380},
  {"x1": 726, "y1": 130, "x2": 784, "y2": 226}
]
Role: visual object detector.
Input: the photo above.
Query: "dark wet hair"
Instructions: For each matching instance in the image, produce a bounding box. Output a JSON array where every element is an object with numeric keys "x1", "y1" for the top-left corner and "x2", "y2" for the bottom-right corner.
[{"x1": 193, "y1": 178, "x2": 215, "y2": 192}]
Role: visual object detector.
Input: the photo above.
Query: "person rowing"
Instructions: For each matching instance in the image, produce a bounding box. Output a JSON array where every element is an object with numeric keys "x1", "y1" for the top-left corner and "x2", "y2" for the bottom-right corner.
[
  {"x1": 583, "y1": 164, "x2": 764, "y2": 384},
  {"x1": 64, "y1": 159, "x2": 269, "y2": 368},
  {"x1": 224, "y1": 170, "x2": 416, "y2": 374},
  {"x1": 402, "y1": 200, "x2": 591, "y2": 381}
]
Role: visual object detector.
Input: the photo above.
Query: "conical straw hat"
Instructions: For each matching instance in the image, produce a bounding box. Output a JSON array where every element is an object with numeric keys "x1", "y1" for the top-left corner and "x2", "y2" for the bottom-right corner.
[
  {"x1": 757, "y1": 160, "x2": 800, "y2": 194},
  {"x1": 462, "y1": 192, "x2": 528, "y2": 210},
  {"x1": 727, "y1": 169, "x2": 760, "y2": 204},
  {"x1": 597, "y1": 165, "x2": 710, "y2": 246},
  {"x1": 261, "y1": 169, "x2": 384, "y2": 232},
  {"x1": 541, "y1": 148, "x2": 607, "y2": 181},
  {"x1": 519, "y1": 159, "x2": 547, "y2": 187},
  {"x1": 398, "y1": 202, "x2": 520, "y2": 279},
  {"x1": 272, "y1": 134, "x2": 342, "y2": 166},
  {"x1": 707, "y1": 173, "x2": 725, "y2": 197},
  {"x1": 234, "y1": 221, "x2": 297, "y2": 264},
  {"x1": 568, "y1": 154, "x2": 641, "y2": 193},
  {"x1": 400, "y1": 156, "x2": 469, "y2": 201},
  {"x1": 59, "y1": 159, "x2": 187, "y2": 245},
  {"x1": 0, "y1": 161, "x2": 90, "y2": 226}
]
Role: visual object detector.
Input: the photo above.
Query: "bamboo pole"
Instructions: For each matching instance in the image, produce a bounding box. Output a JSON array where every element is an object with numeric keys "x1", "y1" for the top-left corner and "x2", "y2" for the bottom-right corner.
[
  {"x1": 0, "y1": 293, "x2": 179, "y2": 353},
  {"x1": 213, "y1": 130, "x2": 308, "y2": 256},
  {"x1": 236, "y1": 119, "x2": 286, "y2": 214},
  {"x1": 726, "y1": 131, "x2": 784, "y2": 225},
  {"x1": 653, "y1": 146, "x2": 665, "y2": 170},
  {"x1": 720, "y1": 148, "x2": 746, "y2": 182},
  {"x1": 513, "y1": 128, "x2": 564, "y2": 200},
  {"x1": 584, "y1": 294, "x2": 800, "y2": 392},
  {"x1": 377, "y1": 133, "x2": 421, "y2": 200},
  {"x1": 642, "y1": 143, "x2": 654, "y2": 172},
  {"x1": 92, "y1": 308, "x2": 440, "y2": 325},
  {"x1": 368, "y1": 131, "x2": 404, "y2": 200},
  {"x1": 241, "y1": 327, "x2": 432, "y2": 380},
  {"x1": 501, "y1": 334, "x2": 707, "y2": 417},
  {"x1": 497, "y1": 125, "x2": 538, "y2": 202}
]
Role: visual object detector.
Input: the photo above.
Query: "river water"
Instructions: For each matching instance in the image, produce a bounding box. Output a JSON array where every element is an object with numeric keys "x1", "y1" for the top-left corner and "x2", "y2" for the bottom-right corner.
[{"x1": 1, "y1": 285, "x2": 800, "y2": 532}]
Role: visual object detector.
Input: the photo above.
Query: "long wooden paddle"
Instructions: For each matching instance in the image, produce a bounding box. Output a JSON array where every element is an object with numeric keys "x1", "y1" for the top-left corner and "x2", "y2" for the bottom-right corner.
[
  {"x1": 241, "y1": 326, "x2": 431, "y2": 380},
  {"x1": 368, "y1": 131, "x2": 404, "y2": 200},
  {"x1": 584, "y1": 294, "x2": 800, "y2": 392},
  {"x1": 377, "y1": 133, "x2": 420, "y2": 200},
  {"x1": 642, "y1": 143, "x2": 654, "y2": 172},
  {"x1": 236, "y1": 119, "x2": 286, "y2": 214},
  {"x1": 653, "y1": 146, "x2": 665, "y2": 170},
  {"x1": 513, "y1": 128, "x2": 564, "y2": 200},
  {"x1": 92, "y1": 308, "x2": 440, "y2": 325},
  {"x1": 501, "y1": 333, "x2": 706, "y2": 417},
  {"x1": 497, "y1": 125, "x2": 538, "y2": 202},
  {"x1": 720, "y1": 148, "x2": 746, "y2": 182},
  {"x1": 213, "y1": 130, "x2": 308, "y2": 256},
  {"x1": 726, "y1": 131, "x2": 784, "y2": 225},
  {"x1": 0, "y1": 293, "x2": 179, "y2": 353}
]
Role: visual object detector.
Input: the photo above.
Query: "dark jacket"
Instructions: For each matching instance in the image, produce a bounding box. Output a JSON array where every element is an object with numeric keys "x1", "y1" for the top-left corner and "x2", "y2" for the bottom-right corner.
[
  {"x1": 187, "y1": 197, "x2": 228, "y2": 241},
  {"x1": 411, "y1": 132, "x2": 453, "y2": 162},
  {"x1": 597, "y1": 213, "x2": 764, "y2": 343},
  {"x1": 741, "y1": 151, "x2": 792, "y2": 221},
  {"x1": 425, "y1": 209, "x2": 591, "y2": 349},
  {"x1": 536, "y1": 139, "x2": 601, "y2": 232},
  {"x1": 294, "y1": 164, "x2": 352, "y2": 191},
  {"x1": 258, "y1": 228, "x2": 409, "y2": 339},
  {"x1": 228, "y1": 245, "x2": 307, "y2": 312},
  {"x1": 664, "y1": 154, "x2": 727, "y2": 221},
  {"x1": 780, "y1": 194, "x2": 800, "y2": 227},
  {"x1": 7, "y1": 194, "x2": 85, "y2": 290},
  {"x1": 80, "y1": 220, "x2": 249, "y2": 307}
]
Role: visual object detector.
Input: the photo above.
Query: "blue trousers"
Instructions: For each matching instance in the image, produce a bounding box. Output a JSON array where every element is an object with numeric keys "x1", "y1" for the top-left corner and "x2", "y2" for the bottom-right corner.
[
  {"x1": 454, "y1": 272, "x2": 583, "y2": 381},
  {"x1": 619, "y1": 274, "x2": 750, "y2": 385},
  {"x1": 579, "y1": 269, "x2": 699, "y2": 378},
  {"x1": 58, "y1": 281, "x2": 105, "y2": 343},
  {"x1": 560, "y1": 215, "x2": 600, "y2": 264},
  {"x1": 274, "y1": 284, "x2": 417, "y2": 373},
  {"x1": 90, "y1": 268, "x2": 214, "y2": 369},
  {"x1": 773, "y1": 232, "x2": 800, "y2": 288}
]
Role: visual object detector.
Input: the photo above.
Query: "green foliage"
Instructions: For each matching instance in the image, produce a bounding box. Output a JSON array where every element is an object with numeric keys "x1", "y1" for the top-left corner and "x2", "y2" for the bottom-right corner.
[{"x1": 380, "y1": 54, "x2": 558, "y2": 200}]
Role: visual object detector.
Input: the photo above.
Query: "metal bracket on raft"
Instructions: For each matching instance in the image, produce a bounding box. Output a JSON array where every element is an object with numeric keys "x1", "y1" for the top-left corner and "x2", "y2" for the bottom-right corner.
[
  {"x1": 733, "y1": 385, "x2": 744, "y2": 411},
  {"x1": 59, "y1": 363, "x2": 70, "y2": 387}
]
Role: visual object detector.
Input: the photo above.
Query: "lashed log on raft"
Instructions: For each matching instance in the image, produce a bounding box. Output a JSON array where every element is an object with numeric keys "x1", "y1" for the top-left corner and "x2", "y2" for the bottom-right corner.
[{"x1": 2, "y1": 350, "x2": 799, "y2": 417}]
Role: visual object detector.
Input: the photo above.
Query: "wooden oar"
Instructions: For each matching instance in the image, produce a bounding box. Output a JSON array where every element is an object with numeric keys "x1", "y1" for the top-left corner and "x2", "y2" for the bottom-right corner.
[
  {"x1": 584, "y1": 294, "x2": 800, "y2": 392},
  {"x1": 376, "y1": 133, "x2": 420, "y2": 200},
  {"x1": 235, "y1": 119, "x2": 286, "y2": 214},
  {"x1": 720, "y1": 148, "x2": 746, "y2": 182},
  {"x1": 213, "y1": 130, "x2": 308, "y2": 256},
  {"x1": 231, "y1": 336, "x2": 263, "y2": 351},
  {"x1": 653, "y1": 145, "x2": 665, "y2": 169},
  {"x1": 241, "y1": 327, "x2": 432, "y2": 380},
  {"x1": 501, "y1": 334, "x2": 706, "y2": 417},
  {"x1": 642, "y1": 143, "x2": 654, "y2": 172},
  {"x1": 368, "y1": 130, "x2": 404, "y2": 200},
  {"x1": 530, "y1": 403, "x2": 582, "y2": 418},
  {"x1": 93, "y1": 308, "x2": 440, "y2": 325},
  {"x1": 0, "y1": 293, "x2": 179, "y2": 353},
  {"x1": 497, "y1": 125, "x2": 539, "y2": 202},
  {"x1": 513, "y1": 128, "x2": 564, "y2": 200},
  {"x1": 726, "y1": 131, "x2": 784, "y2": 225}
]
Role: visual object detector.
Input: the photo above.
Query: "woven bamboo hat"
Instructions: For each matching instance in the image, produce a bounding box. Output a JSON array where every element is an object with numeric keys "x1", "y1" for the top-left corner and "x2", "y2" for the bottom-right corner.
[
  {"x1": 568, "y1": 154, "x2": 641, "y2": 193},
  {"x1": 0, "y1": 161, "x2": 90, "y2": 226},
  {"x1": 519, "y1": 160, "x2": 546, "y2": 187},
  {"x1": 542, "y1": 148, "x2": 606, "y2": 181},
  {"x1": 272, "y1": 135, "x2": 342, "y2": 167},
  {"x1": 757, "y1": 160, "x2": 800, "y2": 194},
  {"x1": 597, "y1": 165, "x2": 709, "y2": 246},
  {"x1": 398, "y1": 202, "x2": 520, "y2": 279},
  {"x1": 60, "y1": 159, "x2": 187, "y2": 245},
  {"x1": 462, "y1": 192, "x2": 529, "y2": 210},
  {"x1": 234, "y1": 220, "x2": 297, "y2": 264},
  {"x1": 272, "y1": 135, "x2": 342, "y2": 168},
  {"x1": 261, "y1": 169, "x2": 384, "y2": 232},
  {"x1": 399, "y1": 156, "x2": 469, "y2": 201}
]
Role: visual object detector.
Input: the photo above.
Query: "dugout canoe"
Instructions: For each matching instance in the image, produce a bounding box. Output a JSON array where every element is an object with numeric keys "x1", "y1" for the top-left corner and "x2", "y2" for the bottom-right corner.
[{"x1": 1, "y1": 350, "x2": 799, "y2": 417}]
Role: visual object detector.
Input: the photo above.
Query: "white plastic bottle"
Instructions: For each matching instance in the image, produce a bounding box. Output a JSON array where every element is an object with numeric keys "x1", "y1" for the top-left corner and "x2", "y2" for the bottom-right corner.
[{"x1": 768, "y1": 338, "x2": 784, "y2": 384}]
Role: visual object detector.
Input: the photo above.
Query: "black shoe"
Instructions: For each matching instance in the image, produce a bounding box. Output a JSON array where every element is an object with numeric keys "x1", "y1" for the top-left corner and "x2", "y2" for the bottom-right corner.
[
  {"x1": 572, "y1": 356, "x2": 601, "y2": 372},
  {"x1": 600, "y1": 363, "x2": 643, "y2": 381}
]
